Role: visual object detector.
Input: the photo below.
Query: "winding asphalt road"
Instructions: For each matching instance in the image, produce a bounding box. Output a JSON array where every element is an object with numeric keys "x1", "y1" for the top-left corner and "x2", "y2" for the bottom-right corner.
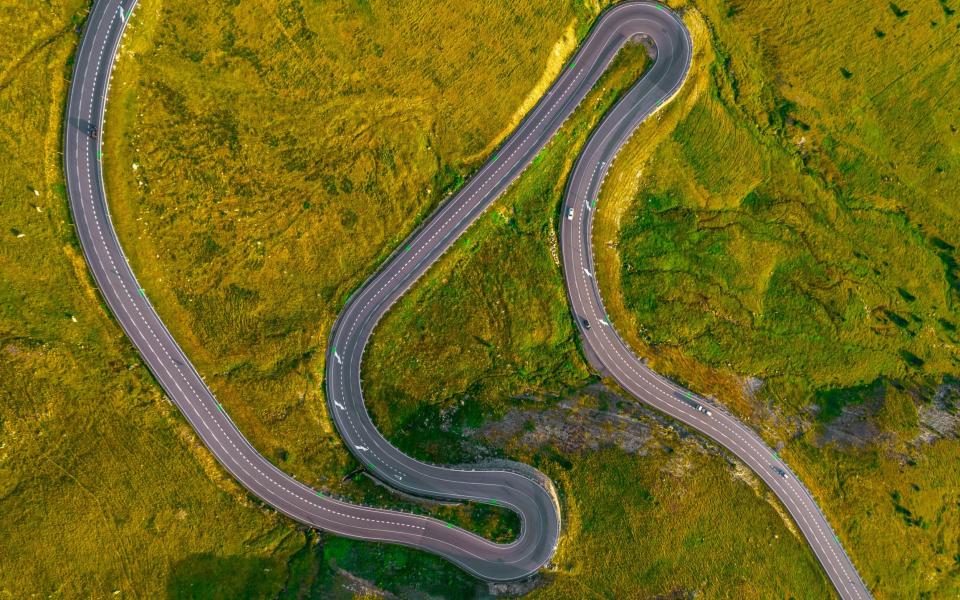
[
  {"x1": 559, "y1": 15, "x2": 871, "y2": 598},
  {"x1": 65, "y1": 0, "x2": 870, "y2": 595}
]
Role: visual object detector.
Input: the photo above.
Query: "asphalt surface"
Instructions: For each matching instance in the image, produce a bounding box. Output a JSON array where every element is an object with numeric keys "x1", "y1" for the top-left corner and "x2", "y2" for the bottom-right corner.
[{"x1": 65, "y1": 0, "x2": 871, "y2": 593}]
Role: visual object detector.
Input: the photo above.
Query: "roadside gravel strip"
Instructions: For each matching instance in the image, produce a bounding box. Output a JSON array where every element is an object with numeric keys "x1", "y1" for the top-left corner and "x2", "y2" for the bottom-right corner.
[{"x1": 65, "y1": 0, "x2": 871, "y2": 593}]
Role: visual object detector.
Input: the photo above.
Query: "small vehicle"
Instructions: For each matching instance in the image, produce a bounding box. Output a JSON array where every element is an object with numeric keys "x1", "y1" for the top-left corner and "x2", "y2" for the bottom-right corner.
[
  {"x1": 89, "y1": 127, "x2": 98, "y2": 140},
  {"x1": 773, "y1": 466, "x2": 789, "y2": 479},
  {"x1": 695, "y1": 404, "x2": 713, "y2": 416},
  {"x1": 567, "y1": 207, "x2": 574, "y2": 221},
  {"x1": 581, "y1": 318, "x2": 591, "y2": 330}
]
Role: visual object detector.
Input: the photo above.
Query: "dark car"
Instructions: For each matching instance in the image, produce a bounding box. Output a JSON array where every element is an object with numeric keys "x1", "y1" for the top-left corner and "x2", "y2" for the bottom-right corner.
[{"x1": 581, "y1": 318, "x2": 591, "y2": 330}]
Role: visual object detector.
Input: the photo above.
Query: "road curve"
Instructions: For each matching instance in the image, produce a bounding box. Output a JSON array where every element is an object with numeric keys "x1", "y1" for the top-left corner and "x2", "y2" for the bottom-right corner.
[
  {"x1": 558, "y1": 14, "x2": 872, "y2": 600},
  {"x1": 64, "y1": 0, "x2": 870, "y2": 593}
]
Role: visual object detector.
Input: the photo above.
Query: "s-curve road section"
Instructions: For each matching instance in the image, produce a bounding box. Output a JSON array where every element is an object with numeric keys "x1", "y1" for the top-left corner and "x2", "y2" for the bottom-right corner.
[
  {"x1": 559, "y1": 11, "x2": 871, "y2": 600},
  {"x1": 64, "y1": 0, "x2": 870, "y2": 594}
]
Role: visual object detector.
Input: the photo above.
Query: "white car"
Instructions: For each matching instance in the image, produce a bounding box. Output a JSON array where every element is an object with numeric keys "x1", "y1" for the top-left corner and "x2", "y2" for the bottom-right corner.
[{"x1": 567, "y1": 207, "x2": 574, "y2": 220}]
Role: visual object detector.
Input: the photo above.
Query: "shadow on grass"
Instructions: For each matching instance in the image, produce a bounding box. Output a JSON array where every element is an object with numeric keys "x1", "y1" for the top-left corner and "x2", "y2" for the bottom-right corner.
[{"x1": 166, "y1": 553, "x2": 281, "y2": 600}]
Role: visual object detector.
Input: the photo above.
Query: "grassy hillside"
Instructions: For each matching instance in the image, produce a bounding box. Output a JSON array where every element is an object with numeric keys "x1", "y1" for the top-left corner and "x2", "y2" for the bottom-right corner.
[
  {"x1": 0, "y1": 1, "x2": 323, "y2": 597},
  {"x1": 361, "y1": 8, "x2": 832, "y2": 597},
  {"x1": 95, "y1": 0, "x2": 835, "y2": 596},
  {"x1": 531, "y1": 445, "x2": 831, "y2": 599},
  {"x1": 0, "y1": 0, "x2": 572, "y2": 597},
  {"x1": 13, "y1": 0, "x2": 951, "y2": 596},
  {"x1": 592, "y1": 0, "x2": 960, "y2": 596},
  {"x1": 103, "y1": 0, "x2": 590, "y2": 499},
  {"x1": 613, "y1": 0, "x2": 960, "y2": 413}
]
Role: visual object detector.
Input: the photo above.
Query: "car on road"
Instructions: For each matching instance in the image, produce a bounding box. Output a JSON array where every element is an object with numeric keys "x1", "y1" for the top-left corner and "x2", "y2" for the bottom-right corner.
[
  {"x1": 696, "y1": 404, "x2": 712, "y2": 417},
  {"x1": 567, "y1": 207, "x2": 574, "y2": 220},
  {"x1": 773, "y1": 466, "x2": 790, "y2": 479},
  {"x1": 581, "y1": 318, "x2": 591, "y2": 330}
]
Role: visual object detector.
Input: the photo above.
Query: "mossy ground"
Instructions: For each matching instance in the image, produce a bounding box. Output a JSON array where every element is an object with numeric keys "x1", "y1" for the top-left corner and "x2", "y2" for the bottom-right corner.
[
  {"x1": 0, "y1": 0, "x2": 576, "y2": 596},
  {"x1": 1, "y1": 2, "x2": 319, "y2": 597},
  {"x1": 593, "y1": 0, "x2": 960, "y2": 596},
  {"x1": 99, "y1": 0, "x2": 830, "y2": 595},
  {"x1": 5, "y1": 0, "x2": 955, "y2": 597}
]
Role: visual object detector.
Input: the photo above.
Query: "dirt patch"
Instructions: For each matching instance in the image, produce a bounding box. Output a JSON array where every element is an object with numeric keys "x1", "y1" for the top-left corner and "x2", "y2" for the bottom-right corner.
[
  {"x1": 815, "y1": 399, "x2": 885, "y2": 448},
  {"x1": 479, "y1": 383, "x2": 719, "y2": 458},
  {"x1": 481, "y1": 385, "x2": 652, "y2": 455},
  {"x1": 332, "y1": 567, "x2": 397, "y2": 598},
  {"x1": 915, "y1": 381, "x2": 960, "y2": 443}
]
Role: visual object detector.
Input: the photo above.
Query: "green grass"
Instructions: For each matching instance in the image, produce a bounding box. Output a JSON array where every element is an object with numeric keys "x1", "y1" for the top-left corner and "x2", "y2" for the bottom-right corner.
[
  {"x1": 1, "y1": 0, "x2": 586, "y2": 596},
  {"x1": 94, "y1": 0, "x2": 849, "y2": 595},
  {"x1": 0, "y1": 2, "x2": 321, "y2": 597},
  {"x1": 783, "y1": 436, "x2": 960, "y2": 597},
  {"x1": 363, "y1": 42, "x2": 656, "y2": 450},
  {"x1": 530, "y1": 445, "x2": 832, "y2": 599},
  {"x1": 591, "y1": 0, "x2": 960, "y2": 597},
  {"x1": 103, "y1": 0, "x2": 591, "y2": 503},
  {"x1": 614, "y1": 0, "x2": 960, "y2": 402},
  {"x1": 359, "y1": 11, "x2": 833, "y2": 596},
  {"x1": 9, "y1": 0, "x2": 951, "y2": 596},
  {"x1": 96, "y1": 0, "x2": 659, "y2": 594},
  {"x1": 93, "y1": 0, "x2": 837, "y2": 595}
]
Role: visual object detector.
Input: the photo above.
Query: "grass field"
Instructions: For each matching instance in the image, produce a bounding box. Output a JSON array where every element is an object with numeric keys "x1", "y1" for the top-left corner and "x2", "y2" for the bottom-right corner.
[
  {"x1": 532, "y1": 444, "x2": 832, "y2": 599},
  {"x1": 0, "y1": 1, "x2": 322, "y2": 597},
  {"x1": 360, "y1": 41, "x2": 657, "y2": 448},
  {"x1": 591, "y1": 0, "x2": 960, "y2": 596},
  {"x1": 1, "y1": 0, "x2": 587, "y2": 596},
  {"x1": 95, "y1": 0, "x2": 835, "y2": 595},
  {"x1": 7, "y1": 0, "x2": 956, "y2": 596},
  {"x1": 611, "y1": 0, "x2": 960, "y2": 410},
  {"x1": 102, "y1": 0, "x2": 592, "y2": 504},
  {"x1": 361, "y1": 8, "x2": 832, "y2": 596}
]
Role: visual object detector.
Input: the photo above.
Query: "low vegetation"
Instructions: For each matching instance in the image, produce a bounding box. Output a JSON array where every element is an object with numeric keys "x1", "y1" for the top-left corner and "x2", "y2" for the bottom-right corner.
[
  {"x1": 362, "y1": 10, "x2": 831, "y2": 596},
  {"x1": 0, "y1": 2, "x2": 316, "y2": 597},
  {"x1": 97, "y1": 0, "x2": 833, "y2": 595},
  {"x1": 532, "y1": 445, "x2": 832, "y2": 598},
  {"x1": 0, "y1": 0, "x2": 585, "y2": 596},
  {"x1": 593, "y1": 0, "x2": 960, "y2": 596},
  {"x1": 6, "y1": 0, "x2": 955, "y2": 596},
  {"x1": 103, "y1": 0, "x2": 590, "y2": 502}
]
